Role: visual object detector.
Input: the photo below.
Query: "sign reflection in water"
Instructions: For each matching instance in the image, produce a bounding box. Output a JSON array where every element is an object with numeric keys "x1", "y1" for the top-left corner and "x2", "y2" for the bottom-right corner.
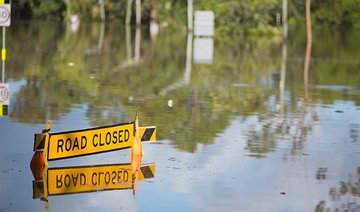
[{"x1": 31, "y1": 153, "x2": 155, "y2": 208}]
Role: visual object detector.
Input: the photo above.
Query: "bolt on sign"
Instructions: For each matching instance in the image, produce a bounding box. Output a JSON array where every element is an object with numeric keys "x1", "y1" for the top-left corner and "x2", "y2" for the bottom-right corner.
[
  {"x1": 33, "y1": 118, "x2": 156, "y2": 163},
  {"x1": 0, "y1": 0, "x2": 11, "y2": 27}
]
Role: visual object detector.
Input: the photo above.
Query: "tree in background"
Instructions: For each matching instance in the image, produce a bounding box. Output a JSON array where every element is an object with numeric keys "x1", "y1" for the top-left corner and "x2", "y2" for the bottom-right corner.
[
  {"x1": 304, "y1": 0, "x2": 312, "y2": 87},
  {"x1": 12, "y1": 0, "x2": 66, "y2": 20},
  {"x1": 10, "y1": 0, "x2": 360, "y2": 31},
  {"x1": 196, "y1": 0, "x2": 281, "y2": 35},
  {"x1": 290, "y1": 0, "x2": 360, "y2": 29}
]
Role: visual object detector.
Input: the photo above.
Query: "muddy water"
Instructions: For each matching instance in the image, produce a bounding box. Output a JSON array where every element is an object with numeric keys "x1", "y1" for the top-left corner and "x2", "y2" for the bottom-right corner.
[{"x1": 1, "y1": 22, "x2": 360, "y2": 211}]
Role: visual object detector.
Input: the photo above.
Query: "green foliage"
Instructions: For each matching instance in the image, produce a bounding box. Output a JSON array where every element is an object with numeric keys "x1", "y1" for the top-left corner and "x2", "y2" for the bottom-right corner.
[
  {"x1": 313, "y1": 0, "x2": 360, "y2": 29},
  {"x1": 32, "y1": 0, "x2": 66, "y2": 19},
  {"x1": 142, "y1": 0, "x2": 187, "y2": 26},
  {"x1": 290, "y1": 0, "x2": 360, "y2": 29},
  {"x1": 196, "y1": 0, "x2": 281, "y2": 35},
  {"x1": 11, "y1": 0, "x2": 360, "y2": 33},
  {"x1": 12, "y1": 0, "x2": 66, "y2": 20}
]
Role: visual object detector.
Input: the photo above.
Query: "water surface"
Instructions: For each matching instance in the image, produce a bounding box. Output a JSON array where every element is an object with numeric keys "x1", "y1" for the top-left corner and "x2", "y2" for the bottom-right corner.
[{"x1": 1, "y1": 22, "x2": 360, "y2": 211}]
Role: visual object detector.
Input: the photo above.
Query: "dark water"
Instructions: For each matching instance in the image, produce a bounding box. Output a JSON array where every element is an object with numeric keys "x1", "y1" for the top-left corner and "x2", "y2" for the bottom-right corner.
[{"x1": 1, "y1": 21, "x2": 360, "y2": 211}]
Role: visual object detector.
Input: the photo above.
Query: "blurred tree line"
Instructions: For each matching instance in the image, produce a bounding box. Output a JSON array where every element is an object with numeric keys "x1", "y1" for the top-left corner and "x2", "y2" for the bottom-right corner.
[
  {"x1": 11, "y1": 0, "x2": 360, "y2": 30},
  {"x1": 11, "y1": 0, "x2": 187, "y2": 24}
]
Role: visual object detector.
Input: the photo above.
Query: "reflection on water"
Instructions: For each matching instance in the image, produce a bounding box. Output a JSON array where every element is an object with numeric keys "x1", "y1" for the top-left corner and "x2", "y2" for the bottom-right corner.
[
  {"x1": 31, "y1": 159, "x2": 155, "y2": 208},
  {"x1": 316, "y1": 167, "x2": 360, "y2": 211},
  {"x1": 1, "y1": 21, "x2": 360, "y2": 211},
  {"x1": 0, "y1": 83, "x2": 9, "y2": 116}
]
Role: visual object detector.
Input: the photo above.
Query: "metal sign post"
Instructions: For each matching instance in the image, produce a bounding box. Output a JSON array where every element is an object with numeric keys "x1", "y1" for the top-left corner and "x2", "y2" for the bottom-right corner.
[
  {"x1": 2, "y1": 26, "x2": 5, "y2": 83},
  {"x1": 0, "y1": 1, "x2": 9, "y2": 116},
  {"x1": 0, "y1": 1, "x2": 10, "y2": 82}
]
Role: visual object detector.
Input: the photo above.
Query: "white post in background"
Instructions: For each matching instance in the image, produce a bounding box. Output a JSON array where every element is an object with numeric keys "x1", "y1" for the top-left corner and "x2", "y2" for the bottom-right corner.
[
  {"x1": 98, "y1": 22, "x2": 105, "y2": 50},
  {"x1": 135, "y1": 27, "x2": 141, "y2": 62},
  {"x1": 188, "y1": 0, "x2": 193, "y2": 31},
  {"x1": 136, "y1": 0, "x2": 141, "y2": 25},
  {"x1": 66, "y1": 0, "x2": 71, "y2": 21},
  {"x1": 279, "y1": 39, "x2": 287, "y2": 117},
  {"x1": 282, "y1": 0, "x2": 288, "y2": 39},
  {"x1": 126, "y1": 0, "x2": 133, "y2": 25},
  {"x1": 184, "y1": 32, "x2": 193, "y2": 85},
  {"x1": 99, "y1": 0, "x2": 105, "y2": 22}
]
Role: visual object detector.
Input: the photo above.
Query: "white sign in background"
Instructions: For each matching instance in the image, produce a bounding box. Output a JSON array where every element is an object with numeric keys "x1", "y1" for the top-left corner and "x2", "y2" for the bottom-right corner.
[
  {"x1": 194, "y1": 11, "x2": 214, "y2": 37},
  {"x1": 0, "y1": 4, "x2": 11, "y2": 27}
]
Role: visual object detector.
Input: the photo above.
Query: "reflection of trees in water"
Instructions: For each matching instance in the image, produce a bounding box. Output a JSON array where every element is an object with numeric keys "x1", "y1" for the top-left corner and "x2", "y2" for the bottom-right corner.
[
  {"x1": 6, "y1": 22, "x2": 360, "y2": 153},
  {"x1": 245, "y1": 119, "x2": 278, "y2": 158},
  {"x1": 11, "y1": 78, "x2": 86, "y2": 123},
  {"x1": 350, "y1": 124, "x2": 360, "y2": 143},
  {"x1": 11, "y1": 79, "x2": 47, "y2": 123},
  {"x1": 243, "y1": 93, "x2": 317, "y2": 158},
  {"x1": 316, "y1": 167, "x2": 327, "y2": 181},
  {"x1": 315, "y1": 167, "x2": 360, "y2": 211}
]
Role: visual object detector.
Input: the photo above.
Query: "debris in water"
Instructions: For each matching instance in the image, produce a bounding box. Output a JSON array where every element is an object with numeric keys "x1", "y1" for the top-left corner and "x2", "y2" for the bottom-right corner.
[
  {"x1": 128, "y1": 96, "x2": 134, "y2": 103},
  {"x1": 168, "y1": 99, "x2": 174, "y2": 107}
]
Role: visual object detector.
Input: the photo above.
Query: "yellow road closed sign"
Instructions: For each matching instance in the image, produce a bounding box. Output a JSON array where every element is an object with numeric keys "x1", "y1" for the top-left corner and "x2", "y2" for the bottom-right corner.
[{"x1": 48, "y1": 122, "x2": 134, "y2": 160}]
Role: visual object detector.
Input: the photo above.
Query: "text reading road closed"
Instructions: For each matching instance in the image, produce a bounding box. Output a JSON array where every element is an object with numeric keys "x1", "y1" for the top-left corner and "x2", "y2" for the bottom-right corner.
[
  {"x1": 48, "y1": 123, "x2": 134, "y2": 160},
  {"x1": 47, "y1": 164, "x2": 132, "y2": 195}
]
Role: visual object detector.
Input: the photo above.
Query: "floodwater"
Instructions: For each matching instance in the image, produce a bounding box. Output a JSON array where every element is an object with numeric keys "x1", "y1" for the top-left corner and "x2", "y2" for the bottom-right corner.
[{"x1": 1, "y1": 21, "x2": 360, "y2": 211}]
